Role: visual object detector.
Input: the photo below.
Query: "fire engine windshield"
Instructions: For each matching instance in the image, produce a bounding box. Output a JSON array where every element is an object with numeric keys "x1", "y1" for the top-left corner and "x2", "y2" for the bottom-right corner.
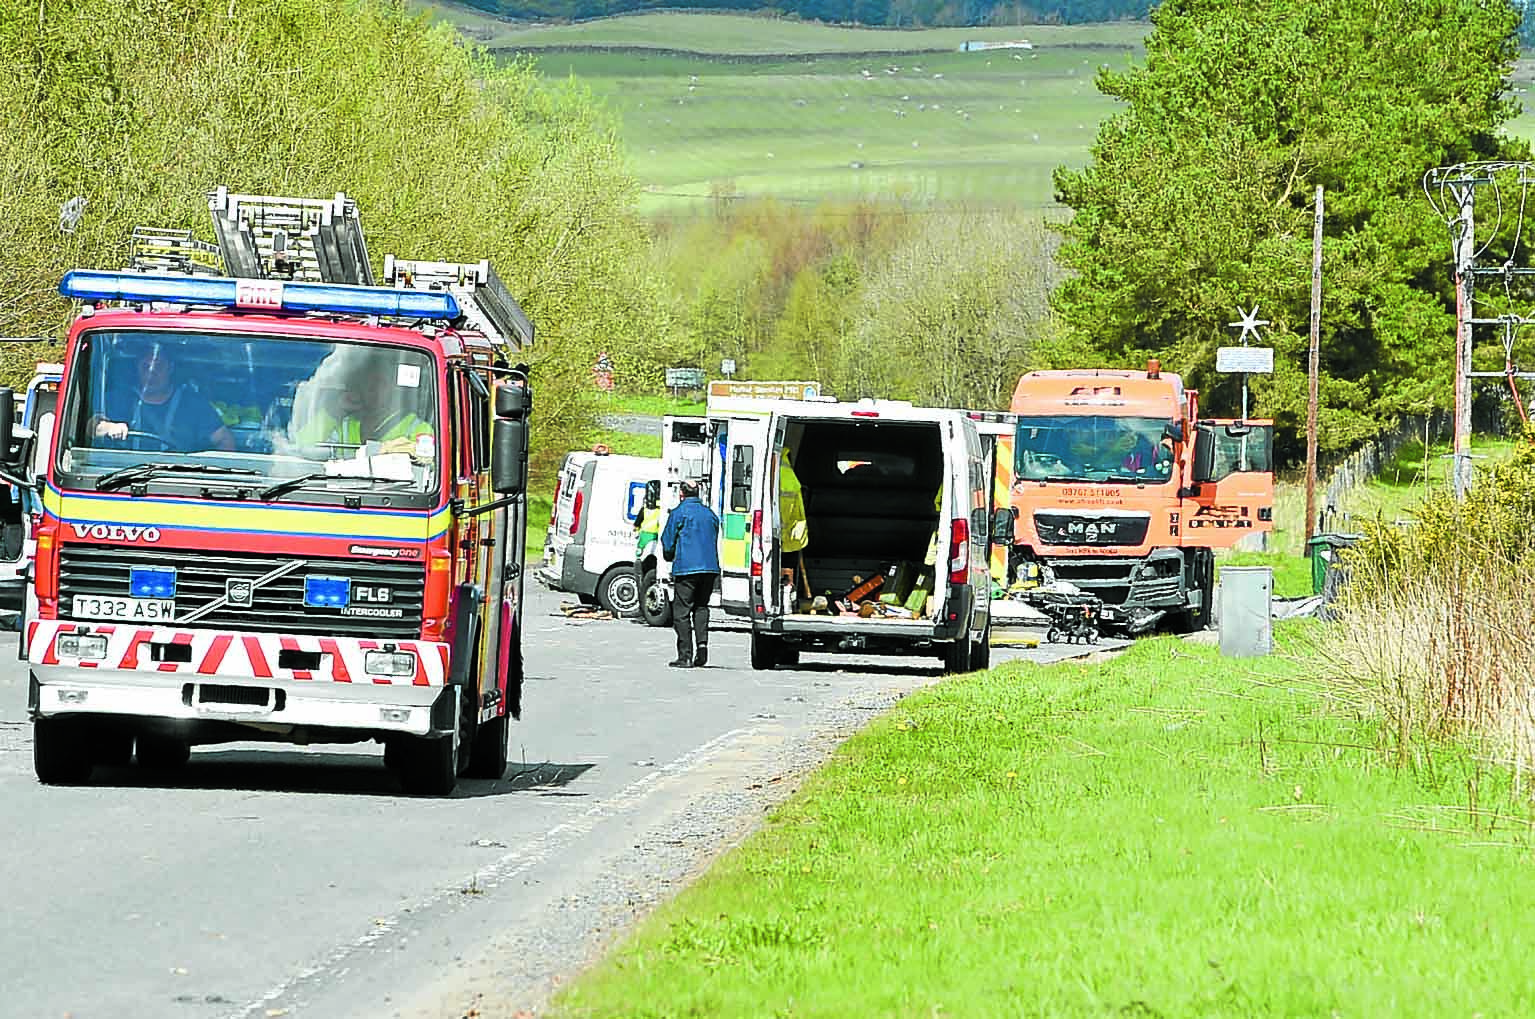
[
  {"x1": 55, "y1": 330, "x2": 441, "y2": 504},
  {"x1": 1014, "y1": 415, "x2": 1175, "y2": 484}
]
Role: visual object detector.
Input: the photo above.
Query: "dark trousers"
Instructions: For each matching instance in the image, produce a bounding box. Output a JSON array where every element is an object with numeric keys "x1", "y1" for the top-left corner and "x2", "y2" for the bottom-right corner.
[{"x1": 672, "y1": 572, "x2": 716, "y2": 661}]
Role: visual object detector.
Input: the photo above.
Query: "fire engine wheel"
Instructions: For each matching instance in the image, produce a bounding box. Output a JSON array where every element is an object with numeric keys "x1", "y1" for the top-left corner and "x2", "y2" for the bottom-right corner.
[
  {"x1": 639, "y1": 568, "x2": 672, "y2": 628},
  {"x1": 467, "y1": 711, "x2": 511, "y2": 780},
  {"x1": 597, "y1": 566, "x2": 642, "y2": 618},
  {"x1": 136, "y1": 735, "x2": 191, "y2": 770},
  {"x1": 34, "y1": 717, "x2": 93, "y2": 785},
  {"x1": 94, "y1": 730, "x2": 134, "y2": 768},
  {"x1": 400, "y1": 729, "x2": 458, "y2": 796}
]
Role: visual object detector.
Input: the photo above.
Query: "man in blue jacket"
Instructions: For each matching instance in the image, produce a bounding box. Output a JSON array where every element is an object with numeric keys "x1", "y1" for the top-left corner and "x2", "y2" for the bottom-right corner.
[{"x1": 660, "y1": 480, "x2": 721, "y2": 668}]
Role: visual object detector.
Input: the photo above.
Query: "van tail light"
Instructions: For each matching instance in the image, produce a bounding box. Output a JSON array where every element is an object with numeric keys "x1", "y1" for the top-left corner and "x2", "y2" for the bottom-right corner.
[
  {"x1": 750, "y1": 510, "x2": 764, "y2": 578},
  {"x1": 548, "y1": 478, "x2": 561, "y2": 527},
  {"x1": 569, "y1": 490, "x2": 584, "y2": 536},
  {"x1": 948, "y1": 517, "x2": 969, "y2": 586}
]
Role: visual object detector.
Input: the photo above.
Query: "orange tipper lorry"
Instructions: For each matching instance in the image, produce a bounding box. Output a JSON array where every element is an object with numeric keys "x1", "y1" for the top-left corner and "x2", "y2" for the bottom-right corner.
[
  {"x1": 27, "y1": 189, "x2": 534, "y2": 795},
  {"x1": 986, "y1": 360, "x2": 1273, "y2": 634}
]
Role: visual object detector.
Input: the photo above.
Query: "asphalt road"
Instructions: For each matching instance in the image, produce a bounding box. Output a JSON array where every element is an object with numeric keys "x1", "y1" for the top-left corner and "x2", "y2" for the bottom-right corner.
[{"x1": 0, "y1": 589, "x2": 1115, "y2": 1019}]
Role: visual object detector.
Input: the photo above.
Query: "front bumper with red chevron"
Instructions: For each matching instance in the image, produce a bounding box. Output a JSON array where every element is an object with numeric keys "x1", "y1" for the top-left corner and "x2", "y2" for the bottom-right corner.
[{"x1": 27, "y1": 620, "x2": 451, "y2": 737}]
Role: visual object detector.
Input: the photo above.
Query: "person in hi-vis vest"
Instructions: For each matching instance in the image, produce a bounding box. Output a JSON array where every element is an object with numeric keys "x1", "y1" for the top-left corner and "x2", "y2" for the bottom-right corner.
[
  {"x1": 298, "y1": 356, "x2": 435, "y2": 461},
  {"x1": 779, "y1": 447, "x2": 810, "y2": 597}
]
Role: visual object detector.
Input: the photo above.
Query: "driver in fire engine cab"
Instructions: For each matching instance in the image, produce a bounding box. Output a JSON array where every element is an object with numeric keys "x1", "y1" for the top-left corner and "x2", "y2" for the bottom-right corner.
[
  {"x1": 93, "y1": 342, "x2": 236, "y2": 452},
  {"x1": 296, "y1": 354, "x2": 436, "y2": 462}
]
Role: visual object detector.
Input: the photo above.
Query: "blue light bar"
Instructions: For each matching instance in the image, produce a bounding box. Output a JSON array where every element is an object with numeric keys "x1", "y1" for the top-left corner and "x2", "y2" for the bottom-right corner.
[
  {"x1": 59, "y1": 271, "x2": 461, "y2": 321},
  {"x1": 304, "y1": 576, "x2": 351, "y2": 609},
  {"x1": 129, "y1": 566, "x2": 177, "y2": 599}
]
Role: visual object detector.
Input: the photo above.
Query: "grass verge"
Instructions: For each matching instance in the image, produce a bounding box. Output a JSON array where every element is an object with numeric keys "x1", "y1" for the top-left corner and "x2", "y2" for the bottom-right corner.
[
  {"x1": 597, "y1": 392, "x2": 706, "y2": 418},
  {"x1": 553, "y1": 626, "x2": 1535, "y2": 1018},
  {"x1": 1218, "y1": 550, "x2": 1313, "y2": 599}
]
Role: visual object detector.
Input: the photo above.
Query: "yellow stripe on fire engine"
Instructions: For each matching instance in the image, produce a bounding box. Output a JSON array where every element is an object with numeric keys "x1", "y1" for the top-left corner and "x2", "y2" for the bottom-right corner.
[{"x1": 43, "y1": 487, "x2": 452, "y2": 542}]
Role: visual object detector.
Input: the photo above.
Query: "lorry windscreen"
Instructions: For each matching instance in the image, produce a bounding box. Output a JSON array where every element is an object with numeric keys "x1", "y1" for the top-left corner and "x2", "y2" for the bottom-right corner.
[
  {"x1": 1014, "y1": 414, "x2": 1174, "y2": 484},
  {"x1": 55, "y1": 330, "x2": 440, "y2": 504}
]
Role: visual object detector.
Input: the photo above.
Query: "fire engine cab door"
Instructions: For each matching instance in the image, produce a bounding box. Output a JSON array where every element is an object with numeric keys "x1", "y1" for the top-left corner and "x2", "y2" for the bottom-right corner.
[
  {"x1": 1185, "y1": 419, "x2": 1275, "y2": 544},
  {"x1": 715, "y1": 414, "x2": 769, "y2": 614}
]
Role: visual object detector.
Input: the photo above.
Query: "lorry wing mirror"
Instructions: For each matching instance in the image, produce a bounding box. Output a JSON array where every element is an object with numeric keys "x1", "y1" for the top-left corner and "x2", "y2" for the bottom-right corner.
[
  {"x1": 645, "y1": 478, "x2": 660, "y2": 509},
  {"x1": 990, "y1": 506, "x2": 1017, "y2": 544},
  {"x1": 1163, "y1": 420, "x2": 1184, "y2": 444},
  {"x1": 1191, "y1": 423, "x2": 1217, "y2": 483}
]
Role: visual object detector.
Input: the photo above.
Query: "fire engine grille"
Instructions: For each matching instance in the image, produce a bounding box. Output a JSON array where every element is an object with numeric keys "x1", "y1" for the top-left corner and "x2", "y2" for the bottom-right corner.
[
  {"x1": 1034, "y1": 512, "x2": 1151, "y2": 547},
  {"x1": 59, "y1": 545, "x2": 426, "y2": 640}
]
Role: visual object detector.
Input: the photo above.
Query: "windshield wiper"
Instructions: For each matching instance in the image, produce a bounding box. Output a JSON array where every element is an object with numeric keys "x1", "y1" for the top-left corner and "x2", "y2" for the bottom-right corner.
[
  {"x1": 95, "y1": 462, "x2": 260, "y2": 492},
  {"x1": 258, "y1": 473, "x2": 413, "y2": 502}
]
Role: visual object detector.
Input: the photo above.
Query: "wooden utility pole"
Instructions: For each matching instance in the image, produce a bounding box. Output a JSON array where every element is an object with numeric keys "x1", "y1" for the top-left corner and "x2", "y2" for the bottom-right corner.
[
  {"x1": 1452, "y1": 183, "x2": 1476, "y2": 499},
  {"x1": 1304, "y1": 185, "x2": 1324, "y2": 545}
]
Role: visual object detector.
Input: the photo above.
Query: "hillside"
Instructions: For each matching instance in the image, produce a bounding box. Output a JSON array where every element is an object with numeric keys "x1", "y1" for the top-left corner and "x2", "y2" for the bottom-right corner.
[
  {"x1": 425, "y1": 8, "x2": 1146, "y2": 212},
  {"x1": 447, "y1": 0, "x2": 1150, "y2": 29}
]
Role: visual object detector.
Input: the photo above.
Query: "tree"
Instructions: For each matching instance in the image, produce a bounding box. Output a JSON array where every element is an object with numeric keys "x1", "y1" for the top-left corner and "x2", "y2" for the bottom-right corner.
[
  {"x1": 1052, "y1": 0, "x2": 1528, "y2": 461},
  {"x1": 0, "y1": 0, "x2": 662, "y2": 478},
  {"x1": 837, "y1": 210, "x2": 1060, "y2": 407}
]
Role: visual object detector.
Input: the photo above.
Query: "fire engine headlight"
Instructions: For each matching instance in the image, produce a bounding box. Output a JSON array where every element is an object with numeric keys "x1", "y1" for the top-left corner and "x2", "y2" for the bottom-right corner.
[
  {"x1": 364, "y1": 650, "x2": 417, "y2": 677},
  {"x1": 57, "y1": 633, "x2": 108, "y2": 660}
]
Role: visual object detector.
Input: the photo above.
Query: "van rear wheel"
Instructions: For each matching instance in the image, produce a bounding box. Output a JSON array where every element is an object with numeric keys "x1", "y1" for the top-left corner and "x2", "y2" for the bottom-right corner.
[
  {"x1": 971, "y1": 617, "x2": 991, "y2": 670},
  {"x1": 597, "y1": 565, "x2": 641, "y2": 617},
  {"x1": 943, "y1": 633, "x2": 974, "y2": 674}
]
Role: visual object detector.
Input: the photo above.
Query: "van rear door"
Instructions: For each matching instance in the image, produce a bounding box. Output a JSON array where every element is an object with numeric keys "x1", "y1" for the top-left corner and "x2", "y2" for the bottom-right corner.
[{"x1": 714, "y1": 414, "x2": 769, "y2": 614}]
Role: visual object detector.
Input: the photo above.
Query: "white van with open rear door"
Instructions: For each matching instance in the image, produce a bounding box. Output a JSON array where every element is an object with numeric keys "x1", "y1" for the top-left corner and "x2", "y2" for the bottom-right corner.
[
  {"x1": 656, "y1": 383, "x2": 993, "y2": 673},
  {"x1": 537, "y1": 450, "x2": 660, "y2": 618}
]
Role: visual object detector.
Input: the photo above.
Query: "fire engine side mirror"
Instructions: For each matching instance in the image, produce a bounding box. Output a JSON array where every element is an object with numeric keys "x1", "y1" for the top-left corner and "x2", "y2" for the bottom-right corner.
[
  {"x1": 990, "y1": 506, "x2": 1017, "y2": 544},
  {"x1": 1163, "y1": 420, "x2": 1184, "y2": 444},
  {"x1": 495, "y1": 383, "x2": 530, "y2": 420},
  {"x1": 0, "y1": 389, "x2": 12, "y2": 464},
  {"x1": 492, "y1": 417, "x2": 527, "y2": 496},
  {"x1": 490, "y1": 381, "x2": 530, "y2": 496}
]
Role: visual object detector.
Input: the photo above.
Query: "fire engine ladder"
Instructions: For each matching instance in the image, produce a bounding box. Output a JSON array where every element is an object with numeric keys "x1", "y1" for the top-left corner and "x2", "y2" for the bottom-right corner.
[
  {"x1": 127, "y1": 227, "x2": 224, "y2": 276},
  {"x1": 382, "y1": 256, "x2": 534, "y2": 352},
  {"x1": 207, "y1": 187, "x2": 373, "y2": 285}
]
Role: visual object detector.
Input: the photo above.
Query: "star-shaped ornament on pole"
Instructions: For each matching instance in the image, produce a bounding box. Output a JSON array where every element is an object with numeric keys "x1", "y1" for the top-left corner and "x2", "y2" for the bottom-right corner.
[{"x1": 1224, "y1": 305, "x2": 1271, "y2": 418}]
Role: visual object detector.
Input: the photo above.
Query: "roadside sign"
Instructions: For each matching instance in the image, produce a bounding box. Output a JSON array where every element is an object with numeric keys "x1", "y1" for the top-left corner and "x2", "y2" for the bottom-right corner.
[
  {"x1": 708, "y1": 380, "x2": 821, "y2": 401},
  {"x1": 665, "y1": 367, "x2": 706, "y2": 390},
  {"x1": 1216, "y1": 346, "x2": 1274, "y2": 373},
  {"x1": 721, "y1": 358, "x2": 737, "y2": 377}
]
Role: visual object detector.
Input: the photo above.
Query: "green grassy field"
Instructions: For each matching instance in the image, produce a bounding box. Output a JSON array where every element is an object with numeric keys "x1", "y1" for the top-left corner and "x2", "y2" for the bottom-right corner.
[
  {"x1": 553, "y1": 626, "x2": 1535, "y2": 1018},
  {"x1": 425, "y1": 6, "x2": 1142, "y2": 213}
]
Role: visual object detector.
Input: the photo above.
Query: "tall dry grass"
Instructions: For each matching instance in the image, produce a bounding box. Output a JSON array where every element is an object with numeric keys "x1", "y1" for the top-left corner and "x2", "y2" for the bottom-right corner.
[{"x1": 1304, "y1": 439, "x2": 1535, "y2": 781}]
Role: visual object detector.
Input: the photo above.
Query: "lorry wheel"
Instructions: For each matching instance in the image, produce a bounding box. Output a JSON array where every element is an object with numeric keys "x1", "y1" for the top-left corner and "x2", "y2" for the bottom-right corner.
[
  {"x1": 779, "y1": 645, "x2": 800, "y2": 668},
  {"x1": 639, "y1": 568, "x2": 672, "y2": 627},
  {"x1": 597, "y1": 566, "x2": 642, "y2": 618},
  {"x1": 467, "y1": 711, "x2": 511, "y2": 780},
  {"x1": 943, "y1": 634, "x2": 973, "y2": 674},
  {"x1": 971, "y1": 618, "x2": 991, "y2": 671},
  {"x1": 34, "y1": 717, "x2": 93, "y2": 785},
  {"x1": 1179, "y1": 550, "x2": 1215, "y2": 632},
  {"x1": 1046, "y1": 626, "x2": 1061, "y2": 644},
  {"x1": 136, "y1": 735, "x2": 190, "y2": 770}
]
